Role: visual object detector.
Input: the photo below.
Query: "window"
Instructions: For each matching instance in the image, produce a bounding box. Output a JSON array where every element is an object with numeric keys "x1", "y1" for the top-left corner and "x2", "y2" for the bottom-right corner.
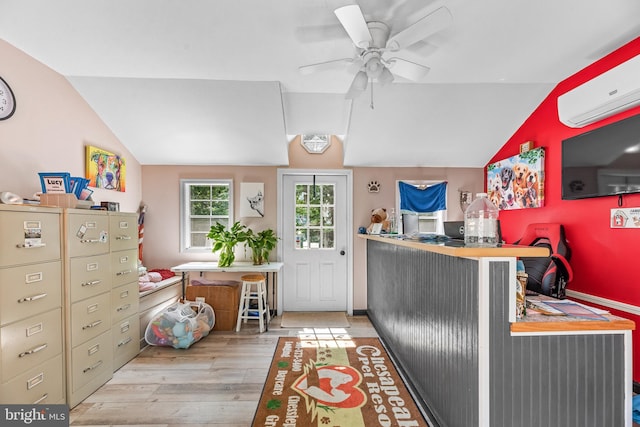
[
  {"x1": 396, "y1": 180, "x2": 447, "y2": 235},
  {"x1": 180, "y1": 179, "x2": 233, "y2": 252},
  {"x1": 294, "y1": 183, "x2": 335, "y2": 249}
]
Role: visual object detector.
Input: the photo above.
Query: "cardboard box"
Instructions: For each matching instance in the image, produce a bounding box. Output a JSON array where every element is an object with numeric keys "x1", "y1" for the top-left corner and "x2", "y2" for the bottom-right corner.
[
  {"x1": 186, "y1": 281, "x2": 242, "y2": 331},
  {"x1": 39, "y1": 193, "x2": 95, "y2": 209}
]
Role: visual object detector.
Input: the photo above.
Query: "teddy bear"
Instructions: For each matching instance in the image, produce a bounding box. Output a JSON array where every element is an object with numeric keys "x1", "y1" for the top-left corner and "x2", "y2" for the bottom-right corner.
[{"x1": 367, "y1": 207, "x2": 391, "y2": 234}]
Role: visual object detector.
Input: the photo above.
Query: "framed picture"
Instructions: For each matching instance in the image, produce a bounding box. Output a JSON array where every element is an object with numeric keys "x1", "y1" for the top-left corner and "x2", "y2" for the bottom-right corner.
[
  {"x1": 487, "y1": 147, "x2": 545, "y2": 210},
  {"x1": 240, "y1": 182, "x2": 264, "y2": 217},
  {"x1": 85, "y1": 145, "x2": 126, "y2": 192}
]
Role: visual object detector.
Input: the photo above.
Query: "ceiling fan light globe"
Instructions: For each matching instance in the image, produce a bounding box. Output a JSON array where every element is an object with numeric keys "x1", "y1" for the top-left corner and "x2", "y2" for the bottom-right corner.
[
  {"x1": 365, "y1": 57, "x2": 383, "y2": 78},
  {"x1": 345, "y1": 70, "x2": 368, "y2": 99},
  {"x1": 378, "y1": 67, "x2": 394, "y2": 85}
]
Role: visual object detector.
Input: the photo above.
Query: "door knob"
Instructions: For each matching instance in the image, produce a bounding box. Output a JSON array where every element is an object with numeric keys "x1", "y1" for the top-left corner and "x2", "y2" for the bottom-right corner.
[{"x1": 340, "y1": 250, "x2": 345, "y2": 255}]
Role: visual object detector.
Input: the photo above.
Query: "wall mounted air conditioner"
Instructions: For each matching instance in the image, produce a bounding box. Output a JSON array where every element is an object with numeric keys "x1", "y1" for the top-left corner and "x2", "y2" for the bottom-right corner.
[{"x1": 557, "y1": 54, "x2": 640, "y2": 128}]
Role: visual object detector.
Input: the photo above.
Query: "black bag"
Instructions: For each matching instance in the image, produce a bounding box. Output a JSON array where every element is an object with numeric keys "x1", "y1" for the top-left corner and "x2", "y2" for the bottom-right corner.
[{"x1": 514, "y1": 223, "x2": 573, "y2": 299}]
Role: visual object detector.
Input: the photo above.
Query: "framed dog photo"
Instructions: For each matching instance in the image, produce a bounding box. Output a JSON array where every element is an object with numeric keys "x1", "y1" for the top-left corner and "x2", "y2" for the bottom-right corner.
[{"x1": 486, "y1": 147, "x2": 545, "y2": 210}]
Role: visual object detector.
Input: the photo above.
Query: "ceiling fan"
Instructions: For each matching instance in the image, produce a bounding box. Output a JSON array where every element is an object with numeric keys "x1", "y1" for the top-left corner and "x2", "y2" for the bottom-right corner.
[{"x1": 299, "y1": 4, "x2": 453, "y2": 100}]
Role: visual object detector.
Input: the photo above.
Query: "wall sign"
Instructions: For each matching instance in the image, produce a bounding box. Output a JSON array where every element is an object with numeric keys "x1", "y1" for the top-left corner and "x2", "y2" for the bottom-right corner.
[{"x1": 610, "y1": 207, "x2": 640, "y2": 228}]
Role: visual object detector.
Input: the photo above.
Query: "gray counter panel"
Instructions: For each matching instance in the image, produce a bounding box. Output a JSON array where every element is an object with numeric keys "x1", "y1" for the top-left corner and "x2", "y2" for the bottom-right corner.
[
  {"x1": 367, "y1": 240, "x2": 479, "y2": 427},
  {"x1": 367, "y1": 239, "x2": 627, "y2": 427}
]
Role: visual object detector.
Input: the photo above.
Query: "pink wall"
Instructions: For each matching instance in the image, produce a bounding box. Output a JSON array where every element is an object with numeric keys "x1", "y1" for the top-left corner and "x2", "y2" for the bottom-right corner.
[
  {"x1": 141, "y1": 164, "x2": 279, "y2": 270},
  {"x1": 489, "y1": 37, "x2": 640, "y2": 380},
  {"x1": 142, "y1": 139, "x2": 484, "y2": 310},
  {"x1": 0, "y1": 40, "x2": 142, "y2": 212}
]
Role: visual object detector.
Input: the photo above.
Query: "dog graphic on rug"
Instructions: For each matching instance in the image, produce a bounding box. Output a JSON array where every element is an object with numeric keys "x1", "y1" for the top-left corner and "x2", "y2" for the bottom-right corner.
[{"x1": 292, "y1": 363, "x2": 366, "y2": 409}]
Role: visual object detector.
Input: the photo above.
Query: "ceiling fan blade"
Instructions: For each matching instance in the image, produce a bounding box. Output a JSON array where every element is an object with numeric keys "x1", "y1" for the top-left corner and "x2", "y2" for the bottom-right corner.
[
  {"x1": 334, "y1": 4, "x2": 372, "y2": 48},
  {"x1": 298, "y1": 57, "x2": 355, "y2": 75},
  {"x1": 386, "y1": 58, "x2": 430, "y2": 81},
  {"x1": 386, "y1": 6, "x2": 452, "y2": 51}
]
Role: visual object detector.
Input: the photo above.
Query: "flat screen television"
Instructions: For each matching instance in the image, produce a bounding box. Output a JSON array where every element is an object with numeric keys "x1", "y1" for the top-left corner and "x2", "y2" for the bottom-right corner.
[{"x1": 562, "y1": 113, "x2": 640, "y2": 200}]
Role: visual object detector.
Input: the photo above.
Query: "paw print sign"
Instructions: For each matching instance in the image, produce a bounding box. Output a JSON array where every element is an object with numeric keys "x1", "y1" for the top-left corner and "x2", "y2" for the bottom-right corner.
[{"x1": 367, "y1": 180, "x2": 380, "y2": 193}]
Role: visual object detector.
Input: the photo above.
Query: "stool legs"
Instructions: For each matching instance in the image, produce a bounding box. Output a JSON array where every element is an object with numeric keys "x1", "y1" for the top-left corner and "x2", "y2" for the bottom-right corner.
[{"x1": 236, "y1": 279, "x2": 268, "y2": 333}]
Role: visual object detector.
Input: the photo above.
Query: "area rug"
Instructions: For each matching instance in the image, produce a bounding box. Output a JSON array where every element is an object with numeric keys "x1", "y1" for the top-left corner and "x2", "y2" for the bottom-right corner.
[
  {"x1": 280, "y1": 311, "x2": 350, "y2": 328},
  {"x1": 252, "y1": 337, "x2": 429, "y2": 427}
]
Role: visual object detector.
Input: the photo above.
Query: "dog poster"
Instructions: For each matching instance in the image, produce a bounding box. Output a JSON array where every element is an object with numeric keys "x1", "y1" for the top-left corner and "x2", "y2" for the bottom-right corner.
[
  {"x1": 487, "y1": 147, "x2": 545, "y2": 210},
  {"x1": 240, "y1": 182, "x2": 265, "y2": 217}
]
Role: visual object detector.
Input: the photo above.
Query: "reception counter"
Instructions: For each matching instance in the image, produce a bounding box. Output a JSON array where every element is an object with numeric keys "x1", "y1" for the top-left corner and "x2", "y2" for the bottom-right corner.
[{"x1": 362, "y1": 235, "x2": 634, "y2": 427}]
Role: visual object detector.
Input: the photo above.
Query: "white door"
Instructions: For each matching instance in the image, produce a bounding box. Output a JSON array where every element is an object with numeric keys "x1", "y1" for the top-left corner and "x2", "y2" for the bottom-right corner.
[{"x1": 280, "y1": 172, "x2": 350, "y2": 312}]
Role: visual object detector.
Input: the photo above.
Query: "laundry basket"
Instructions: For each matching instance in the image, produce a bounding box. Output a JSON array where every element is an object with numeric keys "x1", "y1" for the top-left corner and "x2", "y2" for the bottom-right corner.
[{"x1": 145, "y1": 300, "x2": 215, "y2": 349}]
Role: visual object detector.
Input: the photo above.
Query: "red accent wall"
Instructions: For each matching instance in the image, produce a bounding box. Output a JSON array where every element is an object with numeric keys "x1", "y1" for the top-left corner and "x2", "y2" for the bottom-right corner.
[{"x1": 489, "y1": 37, "x2": 640, "y2": 381}]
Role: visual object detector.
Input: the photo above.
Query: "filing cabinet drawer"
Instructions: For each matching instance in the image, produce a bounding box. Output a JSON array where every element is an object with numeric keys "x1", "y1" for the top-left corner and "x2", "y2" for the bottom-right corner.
[
  {"x1": 111, "y1": 281, "x2": 139, "y2": 323},
  {"x1": 0, "y1": 261, "x2": 62, "y2": 325},
  {"x1": 66, "y1": 211, "x2": 109, "y2": 257},
  {"x1": 111, "y1": 249, "x2": 138, "y2": 287},
  {"x1": 0, "y1": 354, "x2": 65, "y2": 404},
  {"x1": 1, "y1": 308, "x2": 62, "y2": 382},
  {"x1": 109, "y1": 213, "x2": 138, "y2": 252},
  {"x1": 69, "y1": 254, "x2": 112, "y2": 302},
  {"x1": 71, "y1": 292, "x2": 111, "y2": 343},
  {"x1": 0, "y1": 209, "x2": 61, "y2": 267},
  {"x1": 113, "y1": 315, "x2": 140, "y2": 371},
  {"x1": 70, "y1": 331, "x2": 112, "y2": 392}
]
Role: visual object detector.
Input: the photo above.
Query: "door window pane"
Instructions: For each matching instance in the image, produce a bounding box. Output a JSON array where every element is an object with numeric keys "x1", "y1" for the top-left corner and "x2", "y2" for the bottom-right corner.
[{"x1": 294, "y1": 183, "x2": 335, "y2": 249}]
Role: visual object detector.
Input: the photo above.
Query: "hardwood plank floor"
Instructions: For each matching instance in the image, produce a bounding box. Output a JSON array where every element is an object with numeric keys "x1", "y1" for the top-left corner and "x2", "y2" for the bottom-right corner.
[{"x1": 69, "y1": 315, "x2": 378, "y2": 426}]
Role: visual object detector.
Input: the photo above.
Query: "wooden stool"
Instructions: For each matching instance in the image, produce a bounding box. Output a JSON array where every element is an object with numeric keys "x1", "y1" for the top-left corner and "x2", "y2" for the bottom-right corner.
[{"x1": 236, "y1": 273, "x2": 270, "y2": 332}]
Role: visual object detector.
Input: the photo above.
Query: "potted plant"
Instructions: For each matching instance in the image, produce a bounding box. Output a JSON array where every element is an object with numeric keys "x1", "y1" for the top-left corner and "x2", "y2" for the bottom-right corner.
[
  {"x1": 207, "y1": 221, "x2": 249, "y2": 267},
  {"x1": 246, "y1": 228, "x2": 279, "y2": 265}
]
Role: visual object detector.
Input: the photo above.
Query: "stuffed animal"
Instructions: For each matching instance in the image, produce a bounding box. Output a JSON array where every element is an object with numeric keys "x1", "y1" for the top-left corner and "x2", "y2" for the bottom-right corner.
[{"x1": 367, "y1": 207, "x2": 390, "y2": 234}]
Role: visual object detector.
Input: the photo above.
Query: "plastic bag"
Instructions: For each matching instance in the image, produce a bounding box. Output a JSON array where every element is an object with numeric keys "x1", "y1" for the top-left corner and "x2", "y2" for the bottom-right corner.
[{"x1": 145, "y1": 300, "x2": 215, "y2": 349}]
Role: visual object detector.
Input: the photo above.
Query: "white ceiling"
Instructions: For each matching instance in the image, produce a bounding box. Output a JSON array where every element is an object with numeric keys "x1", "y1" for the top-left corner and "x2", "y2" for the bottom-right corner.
[{"x1": 1, "y1": 0, "x2": 639, "y2": 167}]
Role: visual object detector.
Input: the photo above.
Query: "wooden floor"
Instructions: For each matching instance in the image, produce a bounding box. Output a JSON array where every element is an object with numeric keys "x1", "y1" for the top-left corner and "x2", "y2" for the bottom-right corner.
[{"x1": 69, "y1": 315, "x2": 378, "y2": 427}]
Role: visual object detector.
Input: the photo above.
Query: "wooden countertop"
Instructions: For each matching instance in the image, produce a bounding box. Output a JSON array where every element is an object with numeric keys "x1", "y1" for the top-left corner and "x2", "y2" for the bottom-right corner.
[
  {"x1": 511, "y1": 312, "x2": 635, "y2": 333},
  {"x1": 511, "y1": 296, "x2": 635, "y2": 333},
  {"x1": 359, "y1": 234, "x2": 549, "y2": 258}
]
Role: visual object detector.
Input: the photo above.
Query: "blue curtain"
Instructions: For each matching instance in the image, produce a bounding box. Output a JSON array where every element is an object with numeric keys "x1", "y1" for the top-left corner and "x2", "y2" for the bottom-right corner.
[{"x1": 399, "y1": 181, "x2": 447, "y2": 213}]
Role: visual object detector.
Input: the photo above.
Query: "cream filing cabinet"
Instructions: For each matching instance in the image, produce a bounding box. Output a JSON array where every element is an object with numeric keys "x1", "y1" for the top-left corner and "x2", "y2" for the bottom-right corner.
[
  {"x1": 0, "y1": 205, "x2": 65, "y2": 404},
  {"x1": 108, "y1": 212, "x2": 140, "y2": 371},
  {"x1": 64, "y1": 209, "x2": 113, "y2": 408}
]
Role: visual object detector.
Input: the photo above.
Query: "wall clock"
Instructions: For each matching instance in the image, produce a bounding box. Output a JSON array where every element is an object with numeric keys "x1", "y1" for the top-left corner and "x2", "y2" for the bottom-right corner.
[{"x1": 0, "y1": 76, "x2": 16, "y2": 120}]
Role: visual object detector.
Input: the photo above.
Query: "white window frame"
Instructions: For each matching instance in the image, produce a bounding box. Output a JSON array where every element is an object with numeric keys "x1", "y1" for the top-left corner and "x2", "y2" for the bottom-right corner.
[
  {"x1": 179, "y1": 179, "x2": 233, "y2": 253},
  {"x1": 395, "y1": 180, "x2": 447, "y2": 235}
]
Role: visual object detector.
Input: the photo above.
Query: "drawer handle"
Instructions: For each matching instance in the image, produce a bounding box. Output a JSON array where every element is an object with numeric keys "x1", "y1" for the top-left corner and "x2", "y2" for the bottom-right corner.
[
  {"x1": 80, "y1": 238, "x2": 101, "y2": 244},
  {"x1": 116, "y1": 303, "x2": 131, "y2": 312},
  {"x1": 81, "y1": 280, "x2": 101, "y2": 287},
  {"x1": 118, "y1": 337, "x2": 132, "y2": 347},
  {"x1": 16, "y1": 243, "x2": 47, "y2": 249},
  {"x1": 83, "y1": 360, "x2": 103, "y2": 373},
  {"x1": 18, "y1": 293, "x2": 47, "y2": 303},
  {"x1": 19, "y1": 343, "x2": 48, "y2": 358},
  {"x1": 82, "y1": 320, "x2": 103, "y2": 330},
  {"x1": 27, "y1": 372, "x2": 44, "y2": 389},
  {"x1": 33, "y1": 393, "x2": 49, "y2": 405},
  {"x1": 116, "y1": 269, "x2": 132, "y2": 276},
  {"x1": 33, "y1": 394, "x2": 49, "y2": 404},
  {"x1": 116, "y1": 235, "x2": 132, "y2": 240}
]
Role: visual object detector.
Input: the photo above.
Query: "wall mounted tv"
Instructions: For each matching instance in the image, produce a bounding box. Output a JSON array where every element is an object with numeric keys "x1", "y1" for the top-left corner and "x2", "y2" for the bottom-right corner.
[{"x1": 562, "y1": 113, "x2": 640, "y2": 200}]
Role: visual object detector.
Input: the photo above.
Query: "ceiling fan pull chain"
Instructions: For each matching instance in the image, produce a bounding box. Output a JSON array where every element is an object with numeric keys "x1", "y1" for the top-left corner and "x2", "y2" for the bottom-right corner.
[{"x1": 370, "y1": 78, "x2": 374, "y2": 109}]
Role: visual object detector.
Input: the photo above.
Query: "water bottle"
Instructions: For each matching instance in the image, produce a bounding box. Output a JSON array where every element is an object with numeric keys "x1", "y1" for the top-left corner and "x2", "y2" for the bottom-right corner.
[
  {"x1": 388, "y1": 208, "x2": 397, "y2": 234},
  {"x1": 464, "y1": 193, "x2": 499, "y2": 247}
]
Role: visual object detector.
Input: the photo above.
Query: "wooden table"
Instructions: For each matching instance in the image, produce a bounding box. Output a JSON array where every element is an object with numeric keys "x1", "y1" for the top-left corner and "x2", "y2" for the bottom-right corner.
[{"x1": 170, "y1": 261, "x2": 284, "y2": 326}]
